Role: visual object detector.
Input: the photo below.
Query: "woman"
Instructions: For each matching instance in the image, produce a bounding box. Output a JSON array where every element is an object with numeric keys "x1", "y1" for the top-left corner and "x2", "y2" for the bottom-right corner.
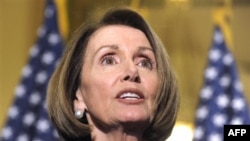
[{"x1": 47, "y1": 7, "x2": 179, "y2": 141}]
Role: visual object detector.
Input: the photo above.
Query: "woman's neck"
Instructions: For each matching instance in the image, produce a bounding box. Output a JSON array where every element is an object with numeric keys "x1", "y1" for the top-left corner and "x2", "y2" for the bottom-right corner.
[
  {"x1": 89, "y1": 123, "x2": 144, "y2": 141},
  {"x1": 86, "y1": 114, "x2": 146, "y2": 141}
]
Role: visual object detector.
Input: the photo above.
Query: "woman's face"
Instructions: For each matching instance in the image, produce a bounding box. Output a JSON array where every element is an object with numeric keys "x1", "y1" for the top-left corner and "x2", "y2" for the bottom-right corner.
[{"x1": 76, "y1": 25, "x2": 159, "y2": 128}]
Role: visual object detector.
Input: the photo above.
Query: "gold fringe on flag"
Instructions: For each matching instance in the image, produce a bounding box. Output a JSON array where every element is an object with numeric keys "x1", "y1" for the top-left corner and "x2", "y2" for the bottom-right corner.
[
  {"x1": 212, "y1": 0, "x2": 233, "y2": 50},
  {"x1": 55, "y1": 0, "x2": 69, "y2": 41}
]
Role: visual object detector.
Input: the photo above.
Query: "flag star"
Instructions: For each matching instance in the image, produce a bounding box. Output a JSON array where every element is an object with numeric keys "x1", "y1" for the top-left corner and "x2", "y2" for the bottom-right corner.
[
  {"x1": 208, "y1": 133, "x2": 222, "y2": 141},
  {"x1": 194, "y1": 126, "x2": 204, "y2": 140},
  {"x1": 8, "y1": 106, "x2": 19, "y2": 118},
  {"x1": 213, "y1": 114, "x2": 226, "y2": 127},
  {"x1": 42, "y1": 52, "x2": 55, "y2": 65},
  {"x1": 37, "y1": 25, "x2": 47, "y2": 38},
  {"x1": 216, "y1": 94, "x2": 229, "y2": 108},
  {"x1": 205, "y1": 67, "x2": 218, "y2": 80},
  {"x1": 15, "y1": 85, "x2": 26, "y2": 97},
  {"x1": 22, "y1": 65, "x2": 32, "y2": 77},
  {"x1": 29, "y1": 45, "x2": 39, "y2": 57},
  {"x1": 1, "y1": 127, "x2": 13, "y2": 139},
  {"x1": 219, "y1": 74, "x2": 231, "y2": 87},
  {"x1": 223, "y1": 53, "x2": 233, "y2": 66},
  {"x1": 35, "y1": 71, "x2": 47, "y2": 84},
  {"x1": 196, "y1": 106, "x2": 209, "y2": 120},
  {"x1": 37, "y1": 119, "x2": 50, "y2": 132},
  {"x1": 43, "y1": 101, "x2": 48, "y2": 110},
  {"x1": 234, "y1": 80, "x2": 243, "y2": 92},
  {"x1": 230, "y1": 117, "x2": 243, "y2": 125},
  {"x1": 29, "y1": 92, "x2": 41, "y2": 105},
  {"x1": 232, "y1": 98, "x2": 245, "y2": 111},
  {"x1": 214, "y1": 30, "x2": 223, "y2": 44},
  {"x1": 17, "y1": 134, "x2": 28, "y2": 141},
  {"x1": 45, "y1": 6, "x2": 54, "y2": 18},
  {"x1": 209, "y1": 49, "x2": 221, "y2": 62},
  {"x1": 48, "y1": 33, "x2": 60, "y2": 45},
  {"x1": 201, "y1": 86, "x2": 213, "y2": 99},
  {"x1": 23, "y1": 112, "x2": 35, "y2": 126},
  {"x1": 55, "y1": 59, "x2": 61, "y2": 67},
  {"x1": 53, "y1": 130, "x2": 59, "y2": 138}
]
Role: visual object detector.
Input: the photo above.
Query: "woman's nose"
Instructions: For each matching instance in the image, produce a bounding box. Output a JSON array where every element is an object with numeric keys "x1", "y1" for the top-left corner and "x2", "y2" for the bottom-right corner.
[{"x1": 121, "y1": 62, "x2": 141, "y2": 83}]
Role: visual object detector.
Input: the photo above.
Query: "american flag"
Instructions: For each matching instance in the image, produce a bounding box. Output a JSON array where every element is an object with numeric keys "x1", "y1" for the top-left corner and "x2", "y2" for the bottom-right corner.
[
  {"x1": 193, "y1": 26, "x2": 250, "y2": 141},
  {"x1": 1, "y1": 0, "x2": 62, "y2": 140}
]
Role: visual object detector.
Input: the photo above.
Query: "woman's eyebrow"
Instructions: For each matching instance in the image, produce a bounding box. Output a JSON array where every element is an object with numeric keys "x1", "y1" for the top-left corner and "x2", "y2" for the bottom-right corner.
[
  {"x1": 94, "y1": 45, "x2": 153, "y2": 57},
  {"x1": 137, "y1": 46, "x2": 154, "y2": 53},
  {"x1": 94, "y1": 44, "x2": 119, "y2": 56}
]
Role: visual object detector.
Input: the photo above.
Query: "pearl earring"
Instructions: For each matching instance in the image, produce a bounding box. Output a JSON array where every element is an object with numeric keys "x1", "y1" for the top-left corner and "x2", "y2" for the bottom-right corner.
[{"x1": 74, "y1": 110, "x2": 84, "y2": 119}]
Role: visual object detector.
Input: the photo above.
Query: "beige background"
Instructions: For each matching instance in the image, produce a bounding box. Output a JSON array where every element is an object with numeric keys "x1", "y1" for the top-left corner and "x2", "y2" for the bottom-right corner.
[{"x1": 1, "y1": 0, "x2": 250, "y2": 130}]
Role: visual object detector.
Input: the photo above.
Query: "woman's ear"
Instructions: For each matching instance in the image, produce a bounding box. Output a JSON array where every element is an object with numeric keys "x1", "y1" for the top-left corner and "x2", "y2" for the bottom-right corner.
[{"x1": 74, "y1": 88, "x2": 87, "y2": 112}]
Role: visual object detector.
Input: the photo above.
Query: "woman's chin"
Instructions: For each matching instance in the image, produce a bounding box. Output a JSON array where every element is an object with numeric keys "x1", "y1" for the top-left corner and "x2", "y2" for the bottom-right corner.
[{"x1": 116, "y1": 112, "x2": 150, "y2": 124}]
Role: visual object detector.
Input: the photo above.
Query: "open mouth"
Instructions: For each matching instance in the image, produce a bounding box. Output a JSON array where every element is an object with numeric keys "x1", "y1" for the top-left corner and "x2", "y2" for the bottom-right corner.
[
  {"x1": 119, "y1": 92, "x2": 141, "y2": 100},
  {"x1": 116, "y1": 88, "x2": 144, "y2": 103}
]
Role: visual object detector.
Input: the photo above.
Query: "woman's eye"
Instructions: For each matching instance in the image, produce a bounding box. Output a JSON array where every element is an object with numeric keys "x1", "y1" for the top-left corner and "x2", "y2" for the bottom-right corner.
[
  {"x1": 138, "y1": 59, "x2": 153, "y2": 69},
  {"x1": 101, "y1": 56, "x2": 117, "y2": 65}
]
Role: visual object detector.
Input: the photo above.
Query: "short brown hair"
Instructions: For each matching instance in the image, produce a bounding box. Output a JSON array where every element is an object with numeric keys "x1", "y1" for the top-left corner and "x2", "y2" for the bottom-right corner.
[{"x1": 47, "y1": 7, "x2": 179, "y2": 141}]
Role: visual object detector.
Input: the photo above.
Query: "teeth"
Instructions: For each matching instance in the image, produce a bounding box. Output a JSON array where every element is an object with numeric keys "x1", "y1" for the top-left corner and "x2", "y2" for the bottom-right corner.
[{"x1": 120, "y1": 93, "x2": 140, "y2": 99}]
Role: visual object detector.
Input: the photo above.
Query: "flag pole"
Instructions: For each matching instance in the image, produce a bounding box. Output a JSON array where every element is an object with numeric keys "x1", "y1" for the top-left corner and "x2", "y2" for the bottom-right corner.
[
  {"x1": 212, "y1": 0, "x2": 233, "y2": 51},
  {"x1": 55, "y1": 0, "x2": 69, "y2": 41}
]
